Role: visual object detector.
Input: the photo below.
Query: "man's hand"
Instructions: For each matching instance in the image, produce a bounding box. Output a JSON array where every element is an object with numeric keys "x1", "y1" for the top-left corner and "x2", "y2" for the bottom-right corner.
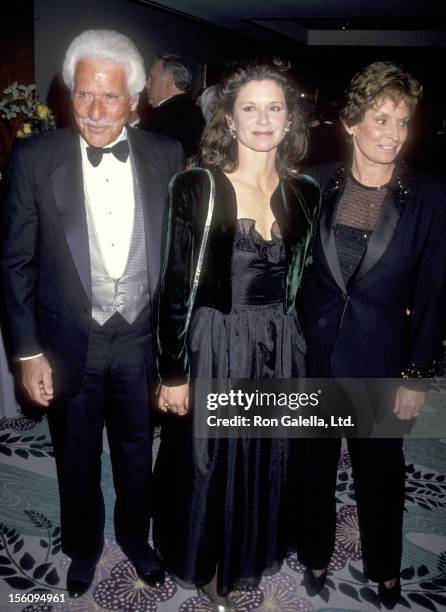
[
  {"x1": 20, "y1": 355, "x2": 54, "y2": 407},
  {"x1": 158, "y1": 383, "x2": 189, "y2": 416},
  {"x1": 393, "y1": 386, "x2": 425, "y2": 420}
]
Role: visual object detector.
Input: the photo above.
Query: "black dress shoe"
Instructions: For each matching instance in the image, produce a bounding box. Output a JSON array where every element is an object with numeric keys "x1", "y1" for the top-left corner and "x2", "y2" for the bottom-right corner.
[
  {"x1": 66, "y1": 561, "x2": 96, "y2": 598},
  {"x1": 303, "y1": 568, "x2": 327, "y2": 597},
  {"x1": 134, "y1": 565, "x2": 165, "y2": 588},
  {"x1": 378, "y1": 579, "x2": 401, "y2": 609},
  {"x1": 67, "y1": 577, "x2": 93, "y2": 598}
]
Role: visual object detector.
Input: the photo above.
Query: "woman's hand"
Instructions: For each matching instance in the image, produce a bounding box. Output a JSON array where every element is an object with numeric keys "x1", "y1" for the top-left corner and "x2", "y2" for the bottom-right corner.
[
  {"x1": 393, "y1": 386, "x2": 425, "y2": 420},
  {"x1": 158, "y1": 383, "x2": 189, "y2": 416}
]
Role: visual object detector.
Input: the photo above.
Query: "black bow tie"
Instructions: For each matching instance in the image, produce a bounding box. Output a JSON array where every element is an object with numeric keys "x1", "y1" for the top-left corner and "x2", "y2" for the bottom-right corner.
[{"x1": 86, "y1": 140, "x2": 129, "y2": 167}]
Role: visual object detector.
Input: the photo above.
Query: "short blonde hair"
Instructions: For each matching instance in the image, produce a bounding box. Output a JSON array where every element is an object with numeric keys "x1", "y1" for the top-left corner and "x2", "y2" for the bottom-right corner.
[{"x1": 340, "y1": 61, "x2": 422, "y2": 128}]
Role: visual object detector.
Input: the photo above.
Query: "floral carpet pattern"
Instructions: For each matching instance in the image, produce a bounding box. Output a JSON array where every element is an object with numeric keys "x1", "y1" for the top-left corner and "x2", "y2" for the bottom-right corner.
[{"x1": 0, "y1": 414, "x2": 445, "y2": 611}]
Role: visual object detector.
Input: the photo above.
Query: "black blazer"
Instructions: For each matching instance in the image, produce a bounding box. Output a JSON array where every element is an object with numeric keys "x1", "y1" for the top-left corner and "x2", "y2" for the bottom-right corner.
[
  {"x1": 304, "y1": 162, "x2": 446, "y2": 379},
  {"x1": 1, "y1": 126, "x2": 184, "y2": 396},
  {"x1": 157, "y1": 167, "x2": 320, "y2": 385},
  {"x1": 141, "y1": 94, "x2": 205, "y2": 158}
]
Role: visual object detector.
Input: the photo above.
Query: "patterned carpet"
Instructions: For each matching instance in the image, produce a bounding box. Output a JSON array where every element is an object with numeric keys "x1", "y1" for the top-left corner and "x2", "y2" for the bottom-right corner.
[{"x1": 0, "y1": 414, "x2": 445, "y2": 612}]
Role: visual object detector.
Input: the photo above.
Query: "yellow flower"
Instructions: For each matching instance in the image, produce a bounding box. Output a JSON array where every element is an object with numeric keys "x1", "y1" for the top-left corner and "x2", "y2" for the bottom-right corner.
[
  {"x1": 36, "y1": 104, "x2": 49, "y2": 119},
  {"x1": 17, "y1": 123, "x2": 33, "y2": 138}
]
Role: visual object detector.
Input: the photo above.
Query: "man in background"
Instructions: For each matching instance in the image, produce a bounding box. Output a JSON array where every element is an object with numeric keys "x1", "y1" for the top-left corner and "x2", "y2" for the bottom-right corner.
[{"x1": 143, "y1": 53, "x2": 204, "y2": 157}]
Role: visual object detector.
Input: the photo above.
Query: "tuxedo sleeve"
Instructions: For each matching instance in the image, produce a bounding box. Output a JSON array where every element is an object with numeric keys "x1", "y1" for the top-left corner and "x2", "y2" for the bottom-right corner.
[{"x1": 1, "y1": 141, "x2": 42, "y2": 358}]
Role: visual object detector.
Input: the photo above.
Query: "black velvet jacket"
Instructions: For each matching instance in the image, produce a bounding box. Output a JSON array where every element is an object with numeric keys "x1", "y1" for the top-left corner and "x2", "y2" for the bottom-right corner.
[{"x1": 157, "y1": 167, "x2": 320, "y2": 385}]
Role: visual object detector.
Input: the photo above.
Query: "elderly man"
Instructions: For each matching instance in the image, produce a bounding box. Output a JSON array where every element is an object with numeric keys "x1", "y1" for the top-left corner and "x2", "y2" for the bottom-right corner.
[
  {"x1": 2, "y1": 29, "x2": 183, "y2": 597},
  {"x1": 143, "y1": 53, "x2": 204, "y2": 157}
]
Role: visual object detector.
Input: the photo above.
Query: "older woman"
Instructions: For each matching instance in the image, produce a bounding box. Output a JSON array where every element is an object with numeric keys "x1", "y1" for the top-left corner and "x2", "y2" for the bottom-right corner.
[
  {"x1": 153, "y1": 60, "x2": 319, "y2": 608},
  {"x1": 300, "y1": 62, "x2": 446, "y2": 608}
]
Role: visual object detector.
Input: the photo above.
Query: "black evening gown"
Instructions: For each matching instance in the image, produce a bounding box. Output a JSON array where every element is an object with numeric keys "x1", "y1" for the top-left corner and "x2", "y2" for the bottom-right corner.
[{"x1": 153, "y1": 219, "x2": 306, "y2": 595}]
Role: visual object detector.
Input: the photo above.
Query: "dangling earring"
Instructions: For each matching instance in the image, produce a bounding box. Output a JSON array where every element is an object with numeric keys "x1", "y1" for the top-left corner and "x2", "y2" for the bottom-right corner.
[
  {"x1": 228, "y1": 123, "x2": 236, "y2": 139},
  {"x1": 284, "y1": 122, "x2": 291, "y2": 135}
]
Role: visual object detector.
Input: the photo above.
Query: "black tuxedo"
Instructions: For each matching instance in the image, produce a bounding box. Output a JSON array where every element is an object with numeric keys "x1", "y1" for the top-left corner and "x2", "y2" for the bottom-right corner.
[
  {"x1": 2, "y1": 126, "x2": 184, "y2": 566},
  {"x1": 305, "y1": 162, "x2": 446, "y2": 378},
  {"x1": 2, "y1": 126, "x2": 183, "y2": 394},
  {"x1": 141, "y1": 93, "x2": 204, "y2": 158},
  {"x1": 298, "y1": 162, "x2": 446, "y2": 582}
]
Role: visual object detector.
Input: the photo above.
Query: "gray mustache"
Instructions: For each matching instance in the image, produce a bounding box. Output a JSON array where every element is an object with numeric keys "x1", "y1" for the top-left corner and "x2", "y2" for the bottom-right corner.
[{"x1": 81, "y1": 118, "x2": 114, "y2": 127}]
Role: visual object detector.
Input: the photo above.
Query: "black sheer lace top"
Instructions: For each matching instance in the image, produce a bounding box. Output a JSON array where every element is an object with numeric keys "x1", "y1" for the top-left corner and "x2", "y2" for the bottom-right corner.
[{"x1": 334, "y1": 175, "x2": 388, "y2": 284}]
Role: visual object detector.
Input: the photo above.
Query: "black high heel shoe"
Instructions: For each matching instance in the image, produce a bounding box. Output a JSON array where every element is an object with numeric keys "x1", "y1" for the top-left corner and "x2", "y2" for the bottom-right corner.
[
  {"x1": 378, "y1": 579, "x2": 401, "y2": 609},
  {"x1": 302, "y1": 568, "x2": 327, "y2": 596},
  {"x1": 198, "y1": 578, "x2": 238, "y2": 611}
]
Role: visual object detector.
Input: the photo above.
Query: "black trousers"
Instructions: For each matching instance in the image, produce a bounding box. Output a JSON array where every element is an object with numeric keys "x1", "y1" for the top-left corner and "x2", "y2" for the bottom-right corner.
[
  {"x1": 298, "y1": 437, "x2": 405, "y2": 582},
  {"x1": 48, "y1": 312, "x2": 160, "y2": 569}
]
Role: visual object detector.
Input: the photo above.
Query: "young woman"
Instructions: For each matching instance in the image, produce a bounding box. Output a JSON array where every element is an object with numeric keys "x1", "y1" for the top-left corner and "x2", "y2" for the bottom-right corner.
[{"x1": 153, "y1": 60, "x2": 319, "y2": 609}]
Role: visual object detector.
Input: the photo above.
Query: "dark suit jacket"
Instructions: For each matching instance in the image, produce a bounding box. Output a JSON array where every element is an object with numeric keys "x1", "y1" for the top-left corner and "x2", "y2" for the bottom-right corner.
[
  {"x1": 1, "y1": 126, "x2": 184, "y2": 396},
  {"x1": 157, "y1": 167, "x2": 320, "y2": 385},
  {"x1": 141, "y1": 94, "x2": 205, "y2": 158},
  {"x1": 304, "y1": 162, "x2": 446, "y2": 379}
]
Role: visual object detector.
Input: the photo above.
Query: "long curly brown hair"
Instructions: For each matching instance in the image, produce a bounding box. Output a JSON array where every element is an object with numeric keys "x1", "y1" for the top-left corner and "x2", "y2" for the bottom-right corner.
[{"x1": 201, "y1": 60, "x2": 308, "y2": 178}]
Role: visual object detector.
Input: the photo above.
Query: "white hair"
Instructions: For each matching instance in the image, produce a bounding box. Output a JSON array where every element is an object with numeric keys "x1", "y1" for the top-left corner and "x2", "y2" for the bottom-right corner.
[
  {"x1": 62, "y1": 29, "x2": 146, "y2": 97},
  {"x1": 199, "y1": 85, "x2": 218, "y2": 124}
]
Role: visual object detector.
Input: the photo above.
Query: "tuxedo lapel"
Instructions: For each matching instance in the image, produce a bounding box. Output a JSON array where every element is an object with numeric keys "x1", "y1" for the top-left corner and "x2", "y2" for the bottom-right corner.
[
  {"x1": 319, "y1": 166, "x2": 347, "y2": 293},
  {"x1": 350, "y1": 163, "x2": 411, "y2": 286},
  {"x1": 318, "y1": 163, "x2": 409, "y2": 290},
  {"x1": 350, "y1": 190, "x2": 400, "y2": 285},
  {"x1": 128, "y1": 130, "x2": 164, "y2": 299},
  {"x1": 51, "y1": 132, "x2": 91, "y2": 300}
]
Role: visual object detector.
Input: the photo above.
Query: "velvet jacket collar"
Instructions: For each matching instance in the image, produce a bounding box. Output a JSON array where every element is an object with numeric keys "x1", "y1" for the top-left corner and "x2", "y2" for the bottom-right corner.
[{"x1": 197, "y1": 167, "x2": 321, "y2": 313}]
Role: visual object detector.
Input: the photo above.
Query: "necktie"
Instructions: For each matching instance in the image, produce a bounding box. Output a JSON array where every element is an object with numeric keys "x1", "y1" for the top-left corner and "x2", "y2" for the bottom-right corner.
[{"x1": 86, "y1": 140, "x2": 129, "y2": 167}]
